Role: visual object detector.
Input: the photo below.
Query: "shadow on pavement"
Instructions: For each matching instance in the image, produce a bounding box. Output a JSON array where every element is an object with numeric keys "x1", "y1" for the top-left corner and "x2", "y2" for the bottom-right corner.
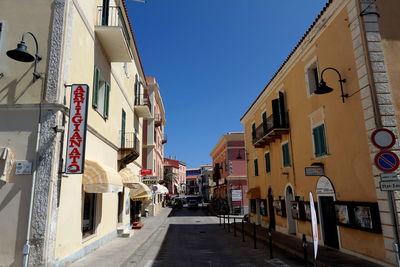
[{"x1": 167, "y1": 206, "x2": 210, "y2": 217}]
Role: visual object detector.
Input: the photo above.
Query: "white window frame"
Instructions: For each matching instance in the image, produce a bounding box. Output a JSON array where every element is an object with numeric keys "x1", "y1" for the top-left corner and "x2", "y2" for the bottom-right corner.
[{"x1": 304, "y1": 56, "x2": 319, "y2": 97}]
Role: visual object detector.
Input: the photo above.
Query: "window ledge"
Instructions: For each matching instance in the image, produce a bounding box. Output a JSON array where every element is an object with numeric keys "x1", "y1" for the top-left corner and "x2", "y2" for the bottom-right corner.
[{"x1": 82, "y1": 232, "x2": 97, "y2": 243}]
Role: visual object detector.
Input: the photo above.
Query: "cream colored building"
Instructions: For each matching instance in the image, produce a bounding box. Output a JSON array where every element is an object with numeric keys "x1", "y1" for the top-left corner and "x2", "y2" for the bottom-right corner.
[
  {"x1": 240, "y1": 0, "x2": 400, "y2": 265},
  {"x1": 0, "y1": 0, "x2": 154, "y2": 265}
]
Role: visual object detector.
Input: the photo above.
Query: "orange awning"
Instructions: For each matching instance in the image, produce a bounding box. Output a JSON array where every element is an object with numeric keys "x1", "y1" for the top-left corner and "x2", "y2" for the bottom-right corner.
[{"x1": 246, "y1": 187, "x2": 260, "y2": 199}]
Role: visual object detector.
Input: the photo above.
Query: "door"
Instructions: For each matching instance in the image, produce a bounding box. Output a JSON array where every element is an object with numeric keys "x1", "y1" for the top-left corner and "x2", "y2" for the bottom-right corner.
[
  {"x1": 285, "y1": 186, "x2": 296, "y2": 235},
  {"x1": 101, "y1": 0, "x2": 110, "y2": 26},
  {"x1": 319, "y1": 196, "x2": 339, "y2": 248},
  {"x1": 267, "y1": 192, "x2": 275, "y2": 230}
]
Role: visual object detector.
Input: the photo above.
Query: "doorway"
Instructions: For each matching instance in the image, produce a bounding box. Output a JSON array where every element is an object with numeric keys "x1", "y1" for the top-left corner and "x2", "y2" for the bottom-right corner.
[
  {"x1": 285, "y1": 186, "x2": 296, "y2": 235},
  {"x1": 319, "y1": 196, "x2": 339, "y2": 248},
  {"x1": 267, "y1": 188, "x2": 275, "y2": 230}
]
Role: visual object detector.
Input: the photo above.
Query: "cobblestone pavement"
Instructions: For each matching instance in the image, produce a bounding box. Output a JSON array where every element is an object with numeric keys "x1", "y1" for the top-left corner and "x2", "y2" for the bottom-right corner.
[{"x1": 123, "y1": 207, "x2": 304, "y2": 267}]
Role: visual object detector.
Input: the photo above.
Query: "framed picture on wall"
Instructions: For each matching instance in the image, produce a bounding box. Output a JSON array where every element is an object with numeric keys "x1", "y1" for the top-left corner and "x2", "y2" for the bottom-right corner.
[
  {"x1": 354, "y1": 206, "x2": 373, "y2": 229},
  {"x1": 260, "y1": 199, "x2": 267, "y2": 216},
  {"x1": 335, "y1": 204, "x2": 350, "y2": 225}
]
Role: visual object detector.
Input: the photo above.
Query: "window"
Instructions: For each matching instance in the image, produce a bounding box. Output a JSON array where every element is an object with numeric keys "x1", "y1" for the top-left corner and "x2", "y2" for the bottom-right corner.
[
  {"x1": 306, "y1": 60, "x2": 319, "y2": 96},
  {"x1": 250, "y1": 199, "x2": 257, "y2": 213},
  {"x1": 282, "y1": 143, "x2": 291, "y2": 167},
  {"x1": 254, "y1": 159, "x2": 259, "y2": 176},
  {"x1": 313, "y1": 124, "x2": 328, "y2": 157},
  {"x1": 92, "y1": 67, "x2": 110, "y2": 119},
  {"x1": 262, "y1": 112, "x2": 268, "y2": 133},
  {"x1": 265, "y1": 152, "x2": 271, "y2": 173},
  {"x1": 121, "y1": 109, "x2": 126, "y2": 147},
  {"x1": 82, "y1": 192, "x2": 96, "y2": 238},
  {"x1": 251, "y1": 123, "x2": 256, "y2": 140}
]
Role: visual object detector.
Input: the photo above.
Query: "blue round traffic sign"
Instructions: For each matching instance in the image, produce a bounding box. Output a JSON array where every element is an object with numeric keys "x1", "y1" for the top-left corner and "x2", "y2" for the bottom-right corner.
[{"x1": 374, "y1": 151, "x2": 400, "y2": 172}]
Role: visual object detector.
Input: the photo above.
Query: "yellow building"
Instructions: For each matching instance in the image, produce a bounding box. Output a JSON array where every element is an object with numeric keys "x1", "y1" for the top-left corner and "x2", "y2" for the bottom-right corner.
[
  {"x1": 240, "y1": 0, "x2": 400, "y2": 265},
  {"x1": 0, "y1": 0, "x2": 156, "y2": 265}
]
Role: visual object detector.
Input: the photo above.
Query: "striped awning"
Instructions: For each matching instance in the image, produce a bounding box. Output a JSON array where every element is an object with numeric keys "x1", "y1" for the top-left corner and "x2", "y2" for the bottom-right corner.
[
  {"x1": 130, "y1": 182, "x2": 152, "y2": 201},
  {"x1": 83, "y1": 160, "x2": 123, "y2": 193},
  {"x1": 119, "y1": 167, "x2": 140, "y2": 188}
]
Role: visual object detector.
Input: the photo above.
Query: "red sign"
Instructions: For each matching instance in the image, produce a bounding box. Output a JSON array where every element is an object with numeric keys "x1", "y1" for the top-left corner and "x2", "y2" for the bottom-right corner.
[
  {"x1": 140, "y1": 169, "x2": 152, "y2": 175},
  {"x1": 374, "y1": 151, "x2": 400, "y2": 173},
  {"x1": 65, "y1": 84, "x2": 89, "y2": 174},
  {"x1": 371, "y1": 128, "x2": 396, "y2": 150}
]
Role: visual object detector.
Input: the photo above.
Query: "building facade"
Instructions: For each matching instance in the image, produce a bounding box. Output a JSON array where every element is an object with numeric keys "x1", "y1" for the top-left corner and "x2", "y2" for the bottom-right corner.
[
  {"x1": 210, "y1": 133, "x2": 248, "y2": 215},
  {"x1": 200, "y1": 165, "x2": 213, "y2": 202},
  {"x1": 240, "y1": 0, "x2": 400, "y2": 264},
  {"x1": 164, "y1": 157, "x2": 187, "y2": 195},
  {"x1": 0, "y1": 0, "x2": 156, "y2": 265},
  {"x1": 186, "y1": 168, "x2": 201, "y2": 195}
]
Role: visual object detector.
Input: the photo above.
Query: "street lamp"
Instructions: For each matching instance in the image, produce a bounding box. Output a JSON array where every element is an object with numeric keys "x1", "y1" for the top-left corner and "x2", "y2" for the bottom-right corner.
[
  {"x1": 7, "y1": 32, "x2": 42, "y2": 80},
  {"x1": 314, "y1": 67, "x2": 348, "y2": 103}
]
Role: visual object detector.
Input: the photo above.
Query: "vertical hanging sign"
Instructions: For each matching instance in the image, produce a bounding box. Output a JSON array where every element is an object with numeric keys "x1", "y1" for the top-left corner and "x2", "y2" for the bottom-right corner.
[{"x1": 65, "y1": 84, "x2": 89, "y2": 174}]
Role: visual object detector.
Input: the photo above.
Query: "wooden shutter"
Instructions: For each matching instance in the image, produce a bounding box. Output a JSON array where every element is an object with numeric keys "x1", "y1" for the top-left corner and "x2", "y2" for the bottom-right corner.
[
  {"x1": 104, "y1": 82, "x2": 110, "y2": 119},
  {"x1": 254, "y1": 159, "x2": 259, "y2": 176},
  {"x1": 265, "y1": 153, "x2": 271, "y2": 173},
  {"x1": 121, "y1": 109, "x2": 126, "y2": 147},
  {"x1": 282, "y1": 143, "x2": 291, "y2": 167},
  {"x1": 279, "y1": 92, "x2": 287, "y2": 127},
  {"x1": 272, "y1": 99, "x2": 281, "y2": 128},
  {"x1": 314, "y1": 125, "x2": 327, "y2": 157},
  {"x1": 92, "y1": 68, "x2": 100, "y2": 108}
]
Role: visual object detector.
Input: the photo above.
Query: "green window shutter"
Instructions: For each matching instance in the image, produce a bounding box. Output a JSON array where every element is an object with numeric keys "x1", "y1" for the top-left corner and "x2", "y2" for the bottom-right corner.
[
  {"x1": 313, "y1": 125, "x2": 327, "y2": 157},
  {"x1": 313, "y1": 127, "x2": 321, "y2": 157},
  {"x1": 92, "y1": 68, "x2": 100, "y2": 108},
  {"x1": 104, "y1": 82, "x2": 110, "y2": 119},
  {"x1": 254, "y1": 159, "x2": 259, "y2": 176},
  {"x1": 282, "y1": 143, "x2": 291, "y2": 167},
  {"x1": 265, "y1": 153, "x2": 271, "y2": 173}
]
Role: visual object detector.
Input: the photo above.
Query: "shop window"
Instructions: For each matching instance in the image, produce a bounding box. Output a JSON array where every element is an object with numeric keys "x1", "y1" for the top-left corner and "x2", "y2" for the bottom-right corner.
[
  {"x1": 117, "y1": 191, "x2": 124, "y2": 223},
  {"x1": 264, "y1": 152, "x2": 271, "y2": 173},
  {"x1": 313, "y1": 124, "x2": 328, "y2": 157},
  {"x1": 254, "y1": 158, "x2": 259, "y2": 176},
  {"x1": 92, "y1": 67, "x2": 110, "y2": 119},
  {"x1": 282, "y1": 142, "x2": 291, "y2": 167},
  {"x1": 305, "y1": 60, "x2": 319, "y2": 96},
  {"x1": 82, "y1": 192, "x2": 96, "y2": 238}
]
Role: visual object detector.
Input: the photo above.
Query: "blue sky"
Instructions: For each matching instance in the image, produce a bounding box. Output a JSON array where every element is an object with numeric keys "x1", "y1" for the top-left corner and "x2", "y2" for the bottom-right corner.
[{"x1": 126, "y1": 0, "x2": 328, "y2": 168}]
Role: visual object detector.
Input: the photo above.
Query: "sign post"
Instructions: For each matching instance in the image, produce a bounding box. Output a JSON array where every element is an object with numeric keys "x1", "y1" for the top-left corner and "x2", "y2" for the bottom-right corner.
[{"x1": 372, "y1": 128, "x2": 400, "y2": 266}]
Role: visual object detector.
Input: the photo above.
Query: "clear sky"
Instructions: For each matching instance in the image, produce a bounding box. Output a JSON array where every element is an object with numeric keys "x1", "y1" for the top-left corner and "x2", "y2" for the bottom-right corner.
[{"x1": 126, "y1": 0, "x2": 328, "y2": 168}]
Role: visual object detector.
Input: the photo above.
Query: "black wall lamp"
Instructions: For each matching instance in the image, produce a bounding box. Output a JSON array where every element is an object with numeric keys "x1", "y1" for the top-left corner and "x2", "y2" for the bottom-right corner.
[
  {"x1": 7, "y1": 32, "x2": 42, "y2": 80},
  {"x1": 315, "y1": 67, "x2": 348, "y2": 103}
]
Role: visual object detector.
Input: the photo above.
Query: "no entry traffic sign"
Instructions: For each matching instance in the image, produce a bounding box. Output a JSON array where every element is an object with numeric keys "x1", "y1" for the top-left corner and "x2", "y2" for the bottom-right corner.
[
  {"x1": 374, "y1": 151, "x2": 400, "y2": 172},
  {"x1": 371, "y1": 128, "x2": 396, "y2": 150}
]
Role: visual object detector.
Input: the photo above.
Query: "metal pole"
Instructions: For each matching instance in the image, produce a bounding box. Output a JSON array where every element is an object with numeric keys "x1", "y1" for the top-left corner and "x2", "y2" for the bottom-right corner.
[
  {"x1": 388, "y1": 191, "x2": 400, "y2": 266},
  {"x1": 242, "y1": 220, "x2": 245, "y2": 242},
  {"x1": 228, "y1": 214, "x2": 230, "y2": 232},
  {"x1": 253, "y1": 222, "x2": 257, "y2": 249},
  {"x1": 234, "y1": 218, "x2": 237, "y2": 236},
  {"x1": 302, "y1": 234, "x2": 308, "y2": 266},
  {"x1": 268, "y1": 226, "x2": 273, "y2": 259}
]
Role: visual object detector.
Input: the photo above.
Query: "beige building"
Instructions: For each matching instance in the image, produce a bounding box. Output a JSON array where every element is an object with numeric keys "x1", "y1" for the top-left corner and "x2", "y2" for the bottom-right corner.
[
  {"x1": 0, "y1": 0, "x2": 156, "y2": 265},
  {"x1": 241, "y1": 0, "x2": 400, "y2": 265}
]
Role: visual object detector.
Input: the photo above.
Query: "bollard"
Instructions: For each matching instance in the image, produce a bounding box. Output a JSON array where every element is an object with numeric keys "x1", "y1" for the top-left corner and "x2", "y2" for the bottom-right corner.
[
  {"x1": 242, "y1": 220, "x2": 245, "y2": 242},
  {"x1": 268, "y1": 226, "x2": 273, "y2": 259},
  {"x1": 253, "y1": 222, "x2": 257, "y2": 249},
  {"x1": 234, "y1": 218, "x2": 237, "y2": 236},
  {"x1": 302, "y1": 234, "x2": 308, "y2": 267},
  {"x1": 228, "y1": 214, "x2": 230, "y2": 232},
  {"x1": 223, "y1": 214, "x2": 226, "y2": 229}
]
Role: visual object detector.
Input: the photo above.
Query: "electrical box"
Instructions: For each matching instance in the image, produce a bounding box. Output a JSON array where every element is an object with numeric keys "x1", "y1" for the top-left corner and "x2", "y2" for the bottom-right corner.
[{"x1": 15, "y1": 161, "x2": 32, "y2": 175}]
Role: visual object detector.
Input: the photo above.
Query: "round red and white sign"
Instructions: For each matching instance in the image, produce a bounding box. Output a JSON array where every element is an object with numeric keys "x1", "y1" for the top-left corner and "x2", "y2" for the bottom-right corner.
[{"x1": 371, "y1": 129, "x2": 396, "y2": 150}]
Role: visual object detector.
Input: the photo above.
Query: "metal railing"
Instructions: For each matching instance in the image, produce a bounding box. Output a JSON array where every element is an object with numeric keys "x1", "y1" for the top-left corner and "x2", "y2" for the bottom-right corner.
[
  {"x1": 162, "y1": 134, "x2": 168, "y2": 144},
  {"x1": 252, "y1": 112, "x2": 289, "y2": 144},
  {"x1": 120, "y1": 131, "x2": 140, "y2": 152},
  {"x1": 154, "y1": 114, "x2": 162, "y2": 126},
  {"x1": 97, "y1": 6, "x2": 131, "y2": 47},
  {"x1": 134, "y1": 93, "x2": 152, "y2": 113}
]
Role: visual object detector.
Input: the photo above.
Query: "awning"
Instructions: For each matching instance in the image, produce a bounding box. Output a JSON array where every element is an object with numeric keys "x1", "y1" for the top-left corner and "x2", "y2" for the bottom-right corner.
[
  {"x1": 119, "y1": 167, "x2": 140, "y2": 188},
  {"x1": 130, "y1": 182, "x2": 152, "y2": 201},
  {"x1": 154, "y1": 183, "x2": 169, "y2": 194},
  {"x1": 246, "y1": 187, "x2": 260, "y2": 199},
  {"x1": 83, "y1": 160, "x2": 123, "y2": 193}
]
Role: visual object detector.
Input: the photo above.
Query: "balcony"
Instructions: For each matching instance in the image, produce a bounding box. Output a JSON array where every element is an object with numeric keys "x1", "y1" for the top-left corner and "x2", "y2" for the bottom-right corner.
[
  {"x1": 118, "y1": 132, "x2": 140, "y2": 169},
  {"x1": 134, "y1": 93, "x2": 152, "y2": 118},
  {"x1": 154, "y1": 114, "x2": 162, "y2": 127},
  {"x1": 162, "y1": 134, "x2": 168, "y2": 144},
  {"x1": 252, "y1": 112, "x2": 289, "y2": 148},
  {"x1": 95, "y1": 6, "x2": 132, "y2": 62}
]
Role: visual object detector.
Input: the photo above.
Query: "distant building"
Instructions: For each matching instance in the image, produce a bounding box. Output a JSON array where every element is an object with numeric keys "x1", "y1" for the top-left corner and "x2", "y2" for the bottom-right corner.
[
  {"x1": 186, "y1": 168, "x2": 201, "y2": 195},
  {"x1": 164, "y1": 158, "x2": 187, "y2": 194},
  {"x1": 210, "y1": 133, "x2": 248, "y2": 215},
  {"x1": 200, "y1": 165, "x2": 213, "y2": 201}
]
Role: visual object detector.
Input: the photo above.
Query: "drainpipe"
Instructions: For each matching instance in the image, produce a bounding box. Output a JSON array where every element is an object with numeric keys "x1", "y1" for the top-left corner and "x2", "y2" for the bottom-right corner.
[{"x1": 22, "y1": 121, "x2": 41, "y2": 267}]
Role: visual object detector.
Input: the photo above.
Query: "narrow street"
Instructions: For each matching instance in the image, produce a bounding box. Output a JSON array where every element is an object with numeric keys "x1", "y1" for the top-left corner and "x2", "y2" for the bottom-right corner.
[{"x1": 123, "y1": 206, "x2": 303, "y2": 267}]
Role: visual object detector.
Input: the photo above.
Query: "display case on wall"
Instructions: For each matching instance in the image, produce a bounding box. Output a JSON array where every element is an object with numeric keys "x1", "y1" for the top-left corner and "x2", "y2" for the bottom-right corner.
[
  {"x1": 273, "y1": 199, "x2": 286, "y2": 217},
  {"x1": 304, "y1": 201, "x2": 319, "y2": 222},
  {"x1": 260, "y1": 199, "x2": 267, "y2": 216},
  {"x1": 334, "y1": 201, "x2": 381, "y2": 233},
  {"x1": 290, "y1": 201, "x2": 305, "y2": 220}
]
